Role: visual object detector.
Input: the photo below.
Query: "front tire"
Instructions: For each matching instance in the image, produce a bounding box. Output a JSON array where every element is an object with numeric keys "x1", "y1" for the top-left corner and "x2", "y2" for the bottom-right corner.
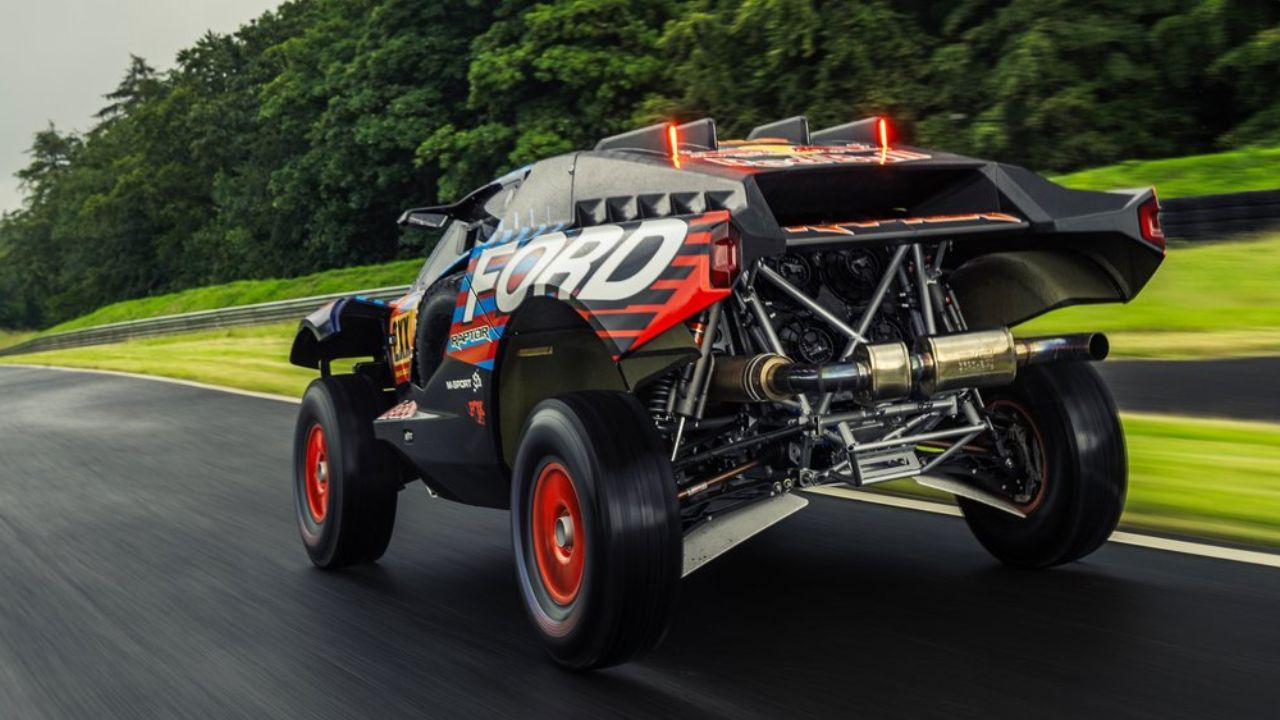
[
  {"x1": 959, "y1": 362, "x2": 1127, "y2": 568},
  {"x1": 293, "y1": 375, "x2": 399, "y2": 568},
  {"x1": 511, "y1": 391, "x2": 682, "y2": 670}
]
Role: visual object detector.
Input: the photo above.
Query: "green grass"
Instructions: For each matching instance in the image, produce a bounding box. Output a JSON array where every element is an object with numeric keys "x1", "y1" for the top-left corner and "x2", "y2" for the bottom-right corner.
[
  {"x1": 1121, "y1": 414, "x2": 1280, "y2": 544},
  {"x1": 1054, "y1": 145, "x2": 1280, "y2": 198},
  {"x1": 0, "y1": 329, "x2": 36, "y2": 351},
  {"x1": 4, "y1": 325, "x2": 1279, "y2": 549},
  {"x1": 1021, "y1": 232, "x2": 1280, "y2": 358},
  {"x1": 0, "y1": 322, "x2": 318, "y2": 396},
  {"x1": 46, "y1": 259, "x2": 421, "y2": 333}
]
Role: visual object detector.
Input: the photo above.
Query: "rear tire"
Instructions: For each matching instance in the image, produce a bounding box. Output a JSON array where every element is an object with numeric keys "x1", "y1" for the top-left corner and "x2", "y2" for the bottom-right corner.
[
  {"x1": 959, "y1": 362, "x2": 1127, "y2": 568},
  {"x1": 511, "y1": 391, "x2": 682, "y2": 670},
  {"x1": 293, "y1": 375, "x2": 399, "y2": 568}
]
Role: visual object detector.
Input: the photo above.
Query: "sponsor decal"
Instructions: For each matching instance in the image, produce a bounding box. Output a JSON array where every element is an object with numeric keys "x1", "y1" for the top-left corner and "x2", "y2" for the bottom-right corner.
[
  {"x1": 467, "y1": 400, "x2": 486, "y2": 426},
  {"x1": 445, "y1": 369, "x2": 485, "y2": 393},
  {"x1": 688, "y1": 144, "x2": 931, "y2": 168},
  {"x1": 448, "y1": 325, "x2": 493, "y2": 351},
  {"x1": 462, "y1": 218, "x2": 689, "y2": 323},
  {"x1": 784, "y1": 212, "x2": 1024, "y2": 236},
  {"x1": 389, "y1": 308, "x2": 417, "y2": 366}
]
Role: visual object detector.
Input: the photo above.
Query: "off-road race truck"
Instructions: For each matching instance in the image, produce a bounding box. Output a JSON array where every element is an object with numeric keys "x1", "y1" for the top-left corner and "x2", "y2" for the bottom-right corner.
[{"x1": 289, "y1": 116, "x2": 1163, "y2": 670}]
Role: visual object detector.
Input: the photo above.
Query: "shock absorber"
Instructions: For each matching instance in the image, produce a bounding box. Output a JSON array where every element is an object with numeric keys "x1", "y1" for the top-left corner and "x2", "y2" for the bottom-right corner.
[
  {"x1": 674, "y1": 304, "x2": 721, "y2": 420},
  {"x1": 668, "y1": 303, "x2": 723, "y2": 457}
]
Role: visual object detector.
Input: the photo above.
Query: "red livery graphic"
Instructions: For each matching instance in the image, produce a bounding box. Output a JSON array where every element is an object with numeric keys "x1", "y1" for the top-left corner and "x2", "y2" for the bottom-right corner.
[{"x1": 448, "y1": 211, "x2": 734, "y2": 368}]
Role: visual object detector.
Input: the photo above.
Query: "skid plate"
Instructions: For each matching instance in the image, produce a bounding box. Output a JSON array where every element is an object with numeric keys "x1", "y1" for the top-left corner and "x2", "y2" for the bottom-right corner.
[{"x1": 682, "y1": 493, "x2": 809, "y2": 577}]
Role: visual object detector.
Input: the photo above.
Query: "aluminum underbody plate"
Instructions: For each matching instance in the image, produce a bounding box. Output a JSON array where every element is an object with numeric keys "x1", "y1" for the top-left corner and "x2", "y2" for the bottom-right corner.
[{"x1": 681, "y1": 493, "x2": 809, "y2": 577}]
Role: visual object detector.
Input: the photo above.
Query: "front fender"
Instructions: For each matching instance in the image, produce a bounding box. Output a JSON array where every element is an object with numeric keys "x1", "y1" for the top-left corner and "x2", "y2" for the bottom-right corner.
[{"x1": 289, "y1": 297, "x2": 393, "y2": 369}]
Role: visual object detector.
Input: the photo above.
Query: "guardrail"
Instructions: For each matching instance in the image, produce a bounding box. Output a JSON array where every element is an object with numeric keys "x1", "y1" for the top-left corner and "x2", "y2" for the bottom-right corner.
[
  {"x1": 1162, "y1": 189, "x2": 1280, "y2": 240},
  {"x1": 0, "y1": 285, "x2": 412, "y2": 358}
]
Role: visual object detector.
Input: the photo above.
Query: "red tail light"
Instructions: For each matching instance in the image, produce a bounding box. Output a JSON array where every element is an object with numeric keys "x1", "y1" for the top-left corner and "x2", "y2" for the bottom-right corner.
[
  {"x1": 667, "y1": 123, "x2": 681, "y2": 168},
  {"x1": 1138, "y1": 196, "x2": 1164, "y2": 253},
  {"x1": 710, "y1": 229, "x2": 739, "y2": 288}
]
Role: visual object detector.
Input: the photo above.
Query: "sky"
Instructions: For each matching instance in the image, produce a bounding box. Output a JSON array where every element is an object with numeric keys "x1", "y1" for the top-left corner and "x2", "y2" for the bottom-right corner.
[{"x1": 0, "y1": 0, "x2": 282, "y2": 214}]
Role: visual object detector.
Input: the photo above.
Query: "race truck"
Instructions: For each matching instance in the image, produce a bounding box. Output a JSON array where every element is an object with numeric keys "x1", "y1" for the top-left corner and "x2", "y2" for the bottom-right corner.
[{"x1": 288, "y1": 115, "x2": 1163, "y2": 670}]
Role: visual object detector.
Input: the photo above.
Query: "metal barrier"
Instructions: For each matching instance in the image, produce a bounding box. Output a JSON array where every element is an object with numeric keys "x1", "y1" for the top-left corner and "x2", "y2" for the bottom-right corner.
[
  {"x1": 0, "y1": 285, "x2": 412, "y2": 357},
  {"x1": 1162, "y1": 189, "x2": 1280, "y2": 240}
]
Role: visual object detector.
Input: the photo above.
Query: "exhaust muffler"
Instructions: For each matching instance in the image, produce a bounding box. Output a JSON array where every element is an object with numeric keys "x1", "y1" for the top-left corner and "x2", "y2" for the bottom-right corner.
[{"x1": 711, "y1": 330, "x2": 1108, "y2": 403}]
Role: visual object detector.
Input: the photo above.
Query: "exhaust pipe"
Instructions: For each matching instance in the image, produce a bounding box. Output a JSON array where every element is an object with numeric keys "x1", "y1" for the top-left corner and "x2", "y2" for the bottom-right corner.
[
  {"x1": 711, "y1": 330, "x2": 1108, "y2": 403},
  {"x1": 1014, "y1": 333, "x2": 1109, "y2": 366}
]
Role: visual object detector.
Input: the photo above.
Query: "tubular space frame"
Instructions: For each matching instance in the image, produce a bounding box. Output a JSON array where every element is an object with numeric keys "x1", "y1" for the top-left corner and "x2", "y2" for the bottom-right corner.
[{"x1": 731, "y1": 241, "x2": 996, "y2": 483}]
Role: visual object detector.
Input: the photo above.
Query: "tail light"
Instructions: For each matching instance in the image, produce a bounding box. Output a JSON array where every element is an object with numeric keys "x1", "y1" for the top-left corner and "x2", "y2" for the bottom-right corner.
[
  {"x1": 710, "y1": 227, "x2": 740, "y2": 288},
  {"x1": 1138, "y1": 196, "x2": 1164, "y2": 253}
]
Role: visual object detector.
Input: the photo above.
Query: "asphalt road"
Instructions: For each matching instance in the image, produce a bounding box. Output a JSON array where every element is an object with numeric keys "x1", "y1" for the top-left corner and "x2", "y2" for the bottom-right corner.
[
  {"x1": 1, "y1": 365, "x2": 1278, "y2": 719},
  {"x1": 1097, "y1": 356, "x2": 1280, "y2": 421}
]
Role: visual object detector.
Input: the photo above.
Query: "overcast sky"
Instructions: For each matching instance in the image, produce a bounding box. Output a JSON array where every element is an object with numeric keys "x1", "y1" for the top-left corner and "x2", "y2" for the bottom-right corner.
[{"x1": 0, "y1": 0, "x2": 282, "y2": 214}]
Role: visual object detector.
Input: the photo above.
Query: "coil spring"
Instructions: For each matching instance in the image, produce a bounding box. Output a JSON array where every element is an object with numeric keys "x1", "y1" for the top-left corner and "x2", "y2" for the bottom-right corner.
[{"x1": 646, "y1": 372, "x2": 679, "y2": 418}]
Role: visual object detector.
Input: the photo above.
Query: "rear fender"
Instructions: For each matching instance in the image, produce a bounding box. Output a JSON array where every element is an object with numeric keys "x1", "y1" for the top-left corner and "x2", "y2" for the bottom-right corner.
[
  {"x1": 948, "y1": 183, "x2": 1163, "y2": 328},
  {"x1": 289, "y1": 297, "x2": 392, "y2": 370},
  {"x1": 493, "y1": 297, "x2": 697, "y2": 465}
]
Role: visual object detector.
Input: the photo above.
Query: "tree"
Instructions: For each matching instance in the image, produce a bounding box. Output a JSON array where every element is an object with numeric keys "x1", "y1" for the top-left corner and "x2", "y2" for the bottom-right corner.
[
  {"x1": 420, "y1": 0, "x2": 676, "y2": 199},
  {"x1": 95, "y1": 55, "x2": 163, "y2": 122}
]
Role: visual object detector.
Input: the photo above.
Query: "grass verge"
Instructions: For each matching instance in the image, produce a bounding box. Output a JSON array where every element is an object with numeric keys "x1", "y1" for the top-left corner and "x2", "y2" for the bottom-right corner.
[
  {"x1": 46, "y1": 259, "x2": 421, "y2": 333},
  {"x1": 0, "y1": 329, "x2": 36, "y2": 351},
  {"x1": 0, "y1": 323, "x2": 318, "y2": 397},
  {"x1": 1054, "y1": 145, "x2": 1280, "y2": 198},
  {"x1": 3, "y1": 325, "x2": 1278, "y2": 549},
  {"x1": 1021, "y1": 232, "x2": 1280, "y2": 358}
]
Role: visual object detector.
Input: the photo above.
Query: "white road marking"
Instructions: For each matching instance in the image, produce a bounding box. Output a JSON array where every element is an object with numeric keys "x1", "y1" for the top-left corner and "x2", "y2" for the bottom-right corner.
[
  {"x1": 806, "y1": 485, "x2": 1280, "y2": 569},
  {"x1": 1107, "y1": 531, "x2": 1280, "y2": 568},
  {"x1": 0, "y1": 363, "x2": 301, "y2": 404},
  {"x1": 5, "y1": 363, "x2": 1278, "y2": 569}
]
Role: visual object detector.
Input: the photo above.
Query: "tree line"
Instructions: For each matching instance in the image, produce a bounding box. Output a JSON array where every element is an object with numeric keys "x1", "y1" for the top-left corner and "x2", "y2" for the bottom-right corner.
[{"x1": 2, "y1": 0, "x2": 1276, "y2": 328}]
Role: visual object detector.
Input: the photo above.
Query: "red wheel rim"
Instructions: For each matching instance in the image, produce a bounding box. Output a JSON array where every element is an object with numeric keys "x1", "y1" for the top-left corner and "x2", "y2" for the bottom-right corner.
[
  {"x1": 531, "y1": 462, "x2": 584, "y2": 605},
  {"x1": 304, "y1": 423, "x2": 330, "y2": 524}
]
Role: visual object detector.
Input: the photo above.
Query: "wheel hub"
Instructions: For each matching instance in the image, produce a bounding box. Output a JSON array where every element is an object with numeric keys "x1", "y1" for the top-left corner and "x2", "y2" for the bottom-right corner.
[
  {"x1": 303, "y1": 423, "x2": 330, "y2": 524},
  {"x1": 554, "y1": 514, "x2": 574, "y2": 549},
  {"x1": 530, "y1": 462, "x2": 584, "y2": 605},
  {"x1": 989, "y1": 400, "x2": 1048, "y2": 513}
]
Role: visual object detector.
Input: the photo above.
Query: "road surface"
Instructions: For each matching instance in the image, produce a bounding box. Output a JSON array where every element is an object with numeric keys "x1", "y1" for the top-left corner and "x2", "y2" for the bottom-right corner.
[{"x1": 0, "y1": 365, "x2": 1277, "y2": 719}]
